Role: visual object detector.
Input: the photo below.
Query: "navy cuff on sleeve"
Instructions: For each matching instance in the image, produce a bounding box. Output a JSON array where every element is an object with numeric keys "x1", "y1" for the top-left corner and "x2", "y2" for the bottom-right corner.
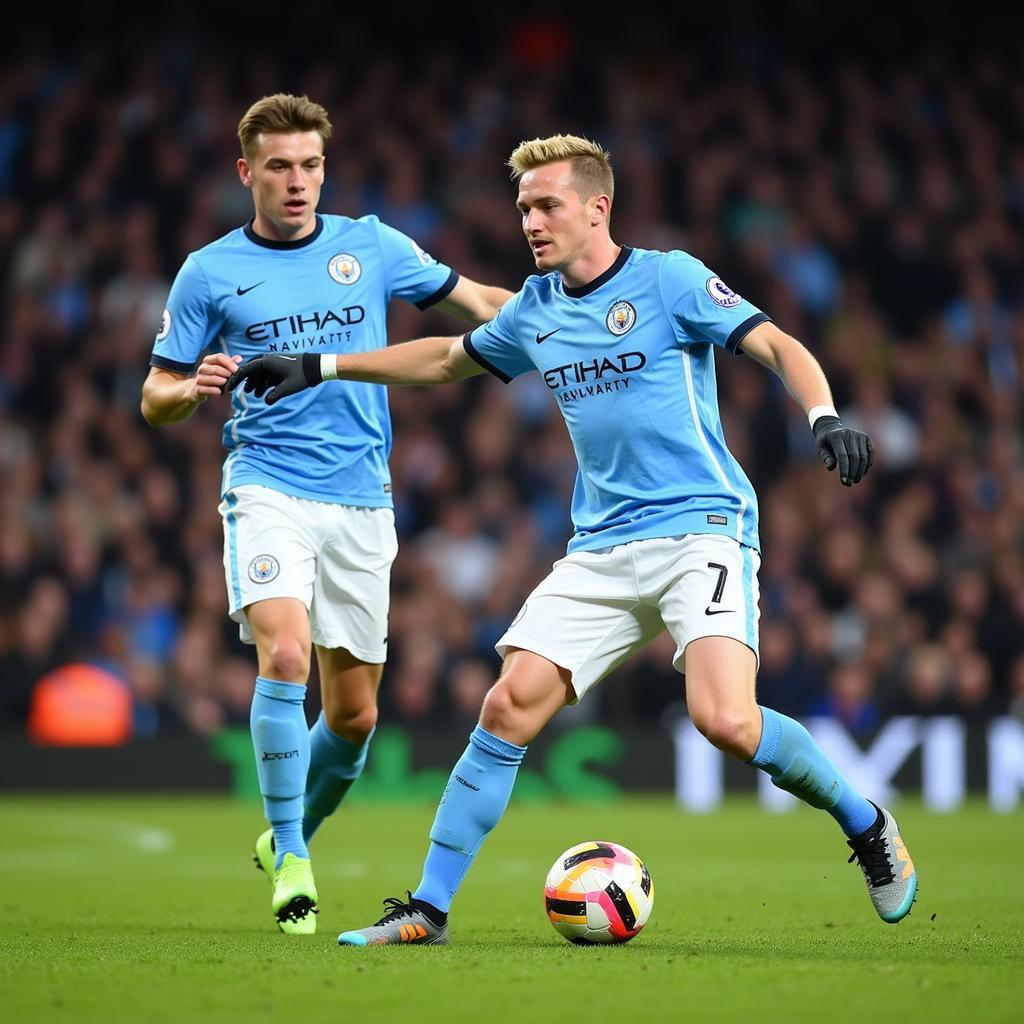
[
  {"x1": 415, "y1": 269, "x2": 460, "y2": 311},
  {"x1": 728, "y1": 313, "x2": 772, "y2": 354},
  {"x1": 462, "y1": 333, "x2": 511, "y2": 383},
  {"x1": 149, "y1": 354, "x2": 195, "y2": 374}
]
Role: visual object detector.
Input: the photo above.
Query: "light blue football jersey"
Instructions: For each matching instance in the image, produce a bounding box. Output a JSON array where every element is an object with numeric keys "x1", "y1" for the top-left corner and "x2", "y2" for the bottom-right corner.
[
  {"x1": 150, "y1": 214, "x2": 457, "y2": 506},
  {"x1": 464, "y1": 246, "x2": 769, "y2": 553}
]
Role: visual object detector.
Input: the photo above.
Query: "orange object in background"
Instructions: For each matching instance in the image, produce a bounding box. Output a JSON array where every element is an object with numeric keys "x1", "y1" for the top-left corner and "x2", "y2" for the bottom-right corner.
[{"x1": 27, "y1": 664, "x2": 132, "y2": 746}]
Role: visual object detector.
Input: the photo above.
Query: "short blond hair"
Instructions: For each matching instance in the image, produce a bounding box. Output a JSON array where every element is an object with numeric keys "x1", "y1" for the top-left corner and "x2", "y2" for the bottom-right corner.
[
  {"x1": 507, "y1": 134, "x2": 614, "y2": 203},
  {"x1": 237, "y1": 94, "x2": 333, "y2": 162}
]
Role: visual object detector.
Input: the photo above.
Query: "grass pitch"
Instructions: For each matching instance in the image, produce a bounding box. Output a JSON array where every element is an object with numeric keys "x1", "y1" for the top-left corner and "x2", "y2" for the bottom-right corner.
[{"x1": 0, "y1": 795, "x2": 1021, "y2": 1024}]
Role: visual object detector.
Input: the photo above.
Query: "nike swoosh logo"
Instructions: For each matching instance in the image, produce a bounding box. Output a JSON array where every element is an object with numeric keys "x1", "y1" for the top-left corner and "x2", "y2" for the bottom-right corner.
[
  {"x1": 535, "y1": 328, "x2": 562, "y2": 344},
  {"x1": 704, "y1": 607, "x2": 735, "y2": 616},
  {"x1": 236, "y1": 281, "x2": 265, "y2": 296}
]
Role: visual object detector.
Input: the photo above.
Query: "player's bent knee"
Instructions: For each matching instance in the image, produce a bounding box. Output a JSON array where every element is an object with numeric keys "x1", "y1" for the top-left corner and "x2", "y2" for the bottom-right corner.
[
  {"x1": 324, "y1": 703, "x2": 378, "y2": 744},
  {"x1": 261, "y1": 639, "x2": 311, "y2": 684},
  {"x1": 692, "y1": 710, "x2": 761, "y2": 760},
  {"x1": 479, "y1": 682, "x2": 529, "y2": 740}
]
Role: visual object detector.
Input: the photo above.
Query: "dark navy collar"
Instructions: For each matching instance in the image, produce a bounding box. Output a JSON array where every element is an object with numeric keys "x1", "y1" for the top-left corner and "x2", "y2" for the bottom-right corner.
[
  {"x1": 244, "y1": 214, "x2": 324, "y2": 249},
  {"x1": 562, "y1": 245, "x2": 632, "y2": 299}
]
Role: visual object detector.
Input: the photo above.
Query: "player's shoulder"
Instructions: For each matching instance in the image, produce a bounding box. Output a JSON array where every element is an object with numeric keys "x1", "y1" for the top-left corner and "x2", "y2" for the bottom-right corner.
[
  {"x1": 631, "y1": 245, "x2": 705, "y2": 271},
  {"x1": 318, "y1": 211, "x2": 379, "y2": 234},
  {"x1": 182, "y1": 226, "x2": 264, "y2": 276},
  {"x1": 321, "y1": 212, "x2": 435, "y2": 261},
  {"x1": 519, "y1": 270, "x2": 562, "y2": 300},
  {"x1": 626, "y1": 244, "x2": 671, "y2": 265},
  {"x1": 185, "y1": 224, "x2": 250, "y2": 263},
  {"x1": 497, "y1": 271, "x2": 559, "y2": 316},
  {"x1": 319, "y1": 212, "x2": 418, "y2": 244},
  {"x1": 641, "y1": 247, "x2": 715, "y2": 292},
  {"x1": 166, "y1": 227, "x2": 251, "y2": 293}
]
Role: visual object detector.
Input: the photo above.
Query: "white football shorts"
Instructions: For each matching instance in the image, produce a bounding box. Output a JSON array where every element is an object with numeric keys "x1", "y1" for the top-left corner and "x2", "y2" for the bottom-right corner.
[
  {"x1": 496, "y1": 533, "x2": 760, "y2": 701},
  {"x1": 218, "y1": 484, "x2": 398, "y2": 661}
]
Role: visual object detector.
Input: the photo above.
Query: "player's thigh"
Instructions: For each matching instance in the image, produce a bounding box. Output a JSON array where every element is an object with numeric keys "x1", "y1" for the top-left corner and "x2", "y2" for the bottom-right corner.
[
  {"x1": 309, "y1": 506, "x2": 398, "y2": 662},
  {"x1": 655, "y1": 534, "x2": 761, "y2": 676},
  {"x1": 496, "y1": 548, "x2": 664, "y2": 704},
  {"x1": 246, "y1": 597, "x2": 313, "y2": 681},
  {"x1": 247, "y1": 596, "x2": 312, "y2": 644},
  {"x1": 219, "y1": 484, "x2": 317, "y2": 644},
  {"x1": 315, "y1": 645, "x2": 383, "y2": 737},
  {"x1": 682, "y1": 634, "x2": 759, "y2": 739}
]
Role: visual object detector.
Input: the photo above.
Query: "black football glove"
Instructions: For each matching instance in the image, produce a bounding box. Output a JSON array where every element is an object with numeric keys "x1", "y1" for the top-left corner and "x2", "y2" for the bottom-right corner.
[
  {"x1": 812, "y1": 414, "x2": 875, "y2": 486},
  {"x1": 226, "y1": 353, "x2": 323, "y2": 405}
]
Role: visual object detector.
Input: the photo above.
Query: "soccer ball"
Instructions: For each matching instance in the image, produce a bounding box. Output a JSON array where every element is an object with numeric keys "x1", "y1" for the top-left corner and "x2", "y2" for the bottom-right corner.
[{"x1": 544, "y1": 840, "x2": 654, "y2": 944}]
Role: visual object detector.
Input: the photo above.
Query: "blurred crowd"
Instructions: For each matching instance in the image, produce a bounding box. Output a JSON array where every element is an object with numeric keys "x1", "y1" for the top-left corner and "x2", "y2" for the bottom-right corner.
[{"x1": 1, "y1": 19, "x2": 1023, "y2": 742}]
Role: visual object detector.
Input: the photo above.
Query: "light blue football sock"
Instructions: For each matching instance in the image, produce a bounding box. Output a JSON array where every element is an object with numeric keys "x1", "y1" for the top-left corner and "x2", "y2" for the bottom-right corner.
[
  {"x1": 413, "y1": 725, "x2": 527, "y2": 913},
  {"x1": 302, "y1": 713, "x2": 374, "y2": 844},
  {"x1": 251, "y1": 676, "x2": 310, "y2": 868},
  {"x1": 749, "y1": 705, "x2": 878, "y2": 837}
]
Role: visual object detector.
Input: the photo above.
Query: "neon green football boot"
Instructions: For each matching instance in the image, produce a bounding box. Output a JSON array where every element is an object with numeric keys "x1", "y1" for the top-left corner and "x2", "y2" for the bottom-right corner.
[
  {"x1": 253, "y1": 829, "x2": 319, "y2": 935},
  {"x1": 253, "y1": 828, "x2": 276, "y2": 883}
]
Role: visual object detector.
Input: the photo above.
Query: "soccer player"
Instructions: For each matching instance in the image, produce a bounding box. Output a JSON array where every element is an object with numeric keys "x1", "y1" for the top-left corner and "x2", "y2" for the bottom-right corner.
[
  {"x1": 229, "y1": 135, "x2": 918, "y2": 945},
  {"x1": 140, "y1": 94, "x2": 512, "y2": 935}
]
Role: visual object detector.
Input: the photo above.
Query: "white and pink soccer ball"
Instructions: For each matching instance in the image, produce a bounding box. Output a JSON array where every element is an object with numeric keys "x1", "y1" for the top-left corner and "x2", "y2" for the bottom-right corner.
[{"x1": 544, "y1": 840, "x2": 654, "y2": 944}]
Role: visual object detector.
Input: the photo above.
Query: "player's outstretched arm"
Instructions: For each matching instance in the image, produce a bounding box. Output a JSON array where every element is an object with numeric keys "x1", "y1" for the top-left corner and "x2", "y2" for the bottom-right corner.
[
  {"x1": 433, "y1": 276, "x2": 514, "y2": 326},
  {"x1": 226, "y1": 335, "x2": 485, "y2": 406},
  {"x1": 141, "y1": 354, "x2": 242, "y2": 426},
  {"x1": 738, "y1": 321, "x2": 875, "y2": 486}
]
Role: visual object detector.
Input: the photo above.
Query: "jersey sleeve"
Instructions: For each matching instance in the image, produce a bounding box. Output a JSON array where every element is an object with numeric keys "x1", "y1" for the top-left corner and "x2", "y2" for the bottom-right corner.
[
  {"x1": 660, "y1": 252, "x2": 771, "y2": 353},
  {"x1": 149, "y1": 255, "x2": 222, "y2": 373},
  {"x1": 461, "y1": 290, "x2": 534, "y2": 382},
  {"x1": 374, "y1": 219, "x2": 459, "y2": 310}
]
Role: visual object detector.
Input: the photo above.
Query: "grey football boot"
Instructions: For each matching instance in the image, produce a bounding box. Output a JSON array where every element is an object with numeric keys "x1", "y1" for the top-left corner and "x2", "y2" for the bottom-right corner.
[
  {"x1": 846, "y1": 803, "x2": 918, "y2": 923},
  {"x1": 337, "y1": 892, "x2": 448, "y2": 946}
]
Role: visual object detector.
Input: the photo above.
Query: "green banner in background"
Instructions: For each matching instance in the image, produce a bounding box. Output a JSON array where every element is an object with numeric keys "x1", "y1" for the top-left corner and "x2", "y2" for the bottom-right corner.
[
  {"x1": 209, "y1": 725, "x2": 625, "y2": 804},
  {"x1": 4, "y1": 717, "x2": 1021, "y2": 812}
]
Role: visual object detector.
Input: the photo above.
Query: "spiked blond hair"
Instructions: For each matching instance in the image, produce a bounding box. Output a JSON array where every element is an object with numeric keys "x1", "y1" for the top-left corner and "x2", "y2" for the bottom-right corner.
[
  {"x1": 507, "y1": 134, "x2": 614, "y2": 204},
  {"x1": 237, "y1": 94, "x2": 333, "y2": 162}
]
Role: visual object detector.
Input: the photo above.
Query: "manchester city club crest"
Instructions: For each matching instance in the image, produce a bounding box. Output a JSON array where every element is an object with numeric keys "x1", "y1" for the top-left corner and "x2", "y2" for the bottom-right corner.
[
  {"x1": 606, "y1": 300, "x2": 637, "y2": 336},
  {"x1": 328, "y1": 253, "x2": 362, "y2": 285},
  {"x1": 705, "y1": 276, "x2": 742, "y2": 307},
  {"x1": 248, "y1": 554, "x2": 280, "y2": 583}
]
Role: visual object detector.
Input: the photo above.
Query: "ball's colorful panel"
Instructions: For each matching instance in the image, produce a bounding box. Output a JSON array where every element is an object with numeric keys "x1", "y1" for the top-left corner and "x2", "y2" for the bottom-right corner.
[
  {"x1": 604, "y1": 881, "x2": 637, "y2": 932},
  {"x1": 560, "y1": 842, "x2": 616, "y2": 870},
  {"x1": 596, "y1": 841, "x2": 642, "y2": 866},
  {"x1": 545, "y1": 895, "x2": 587, "y2": 919}
]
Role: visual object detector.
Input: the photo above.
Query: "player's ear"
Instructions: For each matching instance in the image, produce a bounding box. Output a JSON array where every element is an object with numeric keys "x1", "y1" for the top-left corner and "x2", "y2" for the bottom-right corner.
[
  {"x1": 237, "y1": 157, "x2": 253, "y2": 188},
  {"x1": 590, "y1": 194, "x2": 611, "y2": 227}
]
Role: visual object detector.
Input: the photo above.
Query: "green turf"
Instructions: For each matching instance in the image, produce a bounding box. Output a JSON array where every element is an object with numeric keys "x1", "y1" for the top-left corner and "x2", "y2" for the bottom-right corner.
[{"x1": 0, "y1": 795, "x2": 1021, "y2": 1024}]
